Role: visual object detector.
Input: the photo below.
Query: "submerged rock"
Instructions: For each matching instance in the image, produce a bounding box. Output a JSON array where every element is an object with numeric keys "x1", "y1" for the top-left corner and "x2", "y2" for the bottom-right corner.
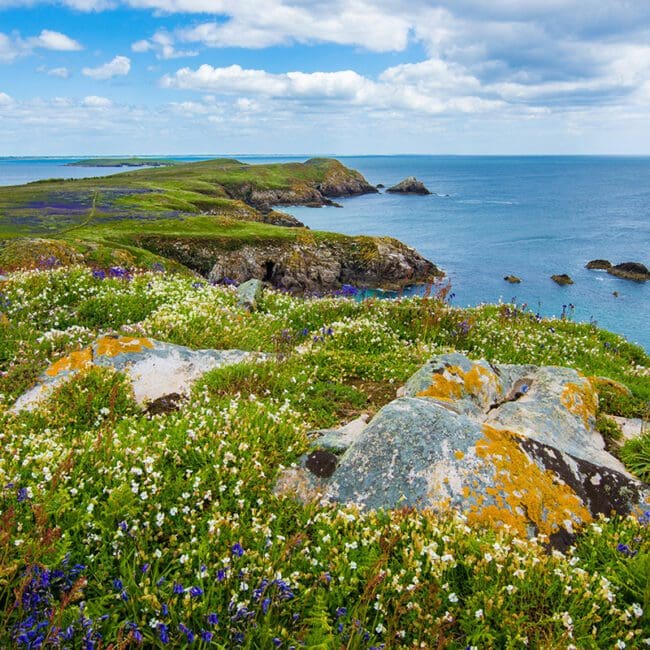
[
  {"x1": 386, "y1": 177, "x2": 431, "y2": 195},
  {"x1": 278, "y1": 353, "x2": 647, "y2": 546},
  {"x1": 551, "y1": 274, "x2": 574, "y2": 285},
  {"x1": 504, "y1": 275, "x2": 521, "y2": 283},
  {"x1": 607, "y1": 262, "x2": 649, "y2": 281},
  {"x1": 12, "y1": 336, "x2": 265, "y2": 411},
  {"x1": 586, "y1": 259, "x2": 612, "y2": 270}
]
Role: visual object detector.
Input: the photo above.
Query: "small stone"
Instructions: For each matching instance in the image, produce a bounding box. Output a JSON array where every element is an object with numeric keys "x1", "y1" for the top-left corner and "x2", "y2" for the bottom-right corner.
[{"x1": 145, "y1": 393, "x2": 183, "y2": 417}]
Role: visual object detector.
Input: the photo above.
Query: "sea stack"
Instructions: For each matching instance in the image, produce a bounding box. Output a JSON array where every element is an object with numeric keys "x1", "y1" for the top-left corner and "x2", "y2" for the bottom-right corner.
[{"x1": 387, "y1": 177, "x2": 431, "y2": 195}]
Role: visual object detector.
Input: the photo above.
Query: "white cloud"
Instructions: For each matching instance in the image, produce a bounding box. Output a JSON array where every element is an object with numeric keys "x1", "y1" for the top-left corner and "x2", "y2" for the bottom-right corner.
[
  {"x1": 37, "y1": 65, "x2": 72, "y2": 78},
  {"x1": 161, "y1": 62, "x2": 509, "y2": 117},
  {"x1": 82, "y1": 95, "x2": 113, "y2": 107},
  {"x1": 28, "y1": 29, "x2": 82, "y2": 51},
  {"x1": 1, "y1": 29, "x2": 82, "y2": 62},
  {"x1": 83, "y1": 55, "x2": 131, "y2": 79},
  {"x1": 132, "y1": 31, "x2": 197, "y2": 59},
  {"x1": 0, "y1": 91, "x2": 13, "y2": 105},
  {"x1": 131, "y1": 39, "x2": 152, "y2": 53}
]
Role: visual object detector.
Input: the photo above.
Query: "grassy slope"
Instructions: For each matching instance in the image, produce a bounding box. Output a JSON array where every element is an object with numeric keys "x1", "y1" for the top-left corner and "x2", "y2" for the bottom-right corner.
[
  {"x1": 0, "y1": 157, "x2": 382, "y2": 274},
  {"x1": 0, "y1": 267, "x2": 648, "y2": 648}
]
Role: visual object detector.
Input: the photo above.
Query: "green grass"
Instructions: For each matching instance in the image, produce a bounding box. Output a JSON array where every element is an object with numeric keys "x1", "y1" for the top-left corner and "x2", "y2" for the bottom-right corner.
[
  {"x1": 0, "y1": 267, "x2": 648, "y2": 648},
  {"x1": 0, "y1": 157, "x2": 391, "y2": 276}
]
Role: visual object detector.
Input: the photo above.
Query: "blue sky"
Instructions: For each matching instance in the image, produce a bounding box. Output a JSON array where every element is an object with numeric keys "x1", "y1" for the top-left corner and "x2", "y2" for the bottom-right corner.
[{"x1": 1, "y1": 0, "x2": 650, "y2": 155}]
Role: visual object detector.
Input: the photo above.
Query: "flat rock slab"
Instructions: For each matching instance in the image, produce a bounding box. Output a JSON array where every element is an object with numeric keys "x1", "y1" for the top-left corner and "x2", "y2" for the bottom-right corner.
[
  {"x1": 12, "y1": 335, "x2": 264, "y2": 411},
  {"x1": 278, "y1": 353, "x2": 648, "y2": 545}
]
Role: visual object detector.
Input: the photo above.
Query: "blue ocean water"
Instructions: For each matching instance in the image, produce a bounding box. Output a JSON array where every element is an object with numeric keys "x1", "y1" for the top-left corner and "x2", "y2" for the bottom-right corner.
[{"x1": 1, "y1": 155, "x2": 648, "y2": 351}]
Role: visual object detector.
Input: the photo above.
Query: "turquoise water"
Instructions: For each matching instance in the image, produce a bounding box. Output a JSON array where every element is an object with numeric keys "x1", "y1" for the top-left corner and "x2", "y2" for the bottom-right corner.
[{"x1": 1, "y1": 155, "x2": 648, "y2": 351}]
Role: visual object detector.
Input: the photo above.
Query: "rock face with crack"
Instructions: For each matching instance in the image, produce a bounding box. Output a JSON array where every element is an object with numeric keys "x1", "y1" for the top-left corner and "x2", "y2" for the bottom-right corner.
[
  {"x1": 279, "y1": 353, "x2": 648, "y2": 547},
  {"x1": 12, "y1": 335, "x2": 264, "y2": 411}
]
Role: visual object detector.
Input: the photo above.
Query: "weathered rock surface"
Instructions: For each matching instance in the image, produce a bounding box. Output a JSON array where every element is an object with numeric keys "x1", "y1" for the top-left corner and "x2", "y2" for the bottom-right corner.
[
  {"x1": 386, "y1": 177, "x2": 431, "y2": 195},
  {"x1": 208, "y1": 237, "x2": 442, "y2": 293},
  {"x1": 607, "y1": 261, "x2": 649, "y2": 281},
  {"x1": 551, "y1": 274, "x2": 574, "y2": 285},
  {"x1": 236, "y1": 278, "x2": 264, "y2": 311},
  {"x1": 262, "y1": 210, "x2": 305, "y2": 228},
  {"x1": 611, "y1": 416, "x2": 646, "y2": 441},
  {"x1": 278, "y1": 353, "x2": 648, "y2": 546},
  {"x1": 504, "y1": 275, "x2": 521, "y2": 283},
  {"x1": 12, "y1": 336, "x2": 264, "y2": 412},
  {"x1": 586, "y1": 259, "x2": 612, "y2": 270}
]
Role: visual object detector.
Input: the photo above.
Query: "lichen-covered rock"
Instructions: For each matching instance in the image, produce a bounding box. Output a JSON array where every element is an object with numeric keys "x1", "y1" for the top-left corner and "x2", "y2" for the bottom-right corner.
[
  {"x1": 12, "y1": 335, "x2": 264, "y2": 411},
  {"x1": 236, "y1": 278, "x2": 264, "y2": 311},
  {"x1": 279, "y1": 353, "x2": 648, "y2": 546},
  {"x1": 607, "y1": 261, "x2": 649, "y2": 281},
  {"x1": 386, "y1": 177, "x2": 431, "y2": 195}
]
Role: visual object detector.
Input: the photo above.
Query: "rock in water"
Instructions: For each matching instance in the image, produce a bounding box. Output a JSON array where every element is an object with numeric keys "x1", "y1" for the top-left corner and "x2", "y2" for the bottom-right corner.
[
  {"x1": 278, "y1": 353, "x2": 648, "y2": 547},
  {"x1": 551, "y1": 274, "x2": 574, "y2": 285},
  {"x1": 236, "y1": 278, "x2": 264, "y2": 311},
  {"x1": 386, "y1": 177, "x2": 431, "y2": 195},
  {"x1": 607, "y1": 261, "x2": 649, "y2": 281},
  {"x1": 504, "y1": 275, "x2": 521, "y2": 283},
  {"x1": 586, "y1": 259, "x2": 612, "y2": 270},
  {"x1": 12, "y1": 335, "x2": 266, "y2": 411}
]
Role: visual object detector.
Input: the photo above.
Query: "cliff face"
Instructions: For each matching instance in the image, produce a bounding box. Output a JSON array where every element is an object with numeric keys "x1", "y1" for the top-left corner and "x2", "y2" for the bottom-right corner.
[{"x1": 205, "y1": 235, "x2": 441, "y2": 292}]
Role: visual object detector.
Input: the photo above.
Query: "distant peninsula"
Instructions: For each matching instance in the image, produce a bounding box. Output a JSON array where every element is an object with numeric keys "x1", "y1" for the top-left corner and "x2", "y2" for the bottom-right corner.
[{"x1": 66, "y1": 157, "x2": 178, "y2": 168}]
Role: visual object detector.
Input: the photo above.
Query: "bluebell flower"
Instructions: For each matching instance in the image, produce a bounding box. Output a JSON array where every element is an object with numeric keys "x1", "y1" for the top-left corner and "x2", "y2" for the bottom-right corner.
[
  {"x1": 158, "y1": 623, "x2": 170, "y2": 644},
  {"x1": 189, "y1": 586, "x2": 203, "y2": 598},
  {"x1": 113, "y1": 579, "x2": 123, "y2": 591},
  {"x1": 231, "y1": 542, "x2": 244, "y2": 557},
  {"x1": 173, "y1": 582, "x2": 184, "y2": 595},
  {"x1": 140, "y1": 563, "x2": 150, "y2": 574},
  {"x1": 272, "y1": 638, "x2": 282, "y2": 647},
  {"x1": 216, "y1": 569, "x2": 226, "y2": 581},
  {"x1": 17, "y1": 487, "x2": 29, "y2": 502},
  {"x1": 207, "y1": 613, "x2": 219, "y2": 625},
  {"x1": 201, "y1": 630, "x2": 213, "y2": 642},
  {"x1": 262, "y1": 597, "x2": 271, "y2": 614}
]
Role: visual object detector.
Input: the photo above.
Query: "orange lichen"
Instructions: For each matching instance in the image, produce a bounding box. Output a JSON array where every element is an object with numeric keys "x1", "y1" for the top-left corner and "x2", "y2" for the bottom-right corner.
[
  {"x1": 465, "y1": 424, "x2": 592, "y2": 537},
  {"x1": 417, "y1": 363, "x2": 501, "y2": 406},
  {"x1": 560, "y1": 380, "x2": 598, "y2": 428},
  {"x1": 463, "y1": 365, "x2": 502, "y2": 404},
  {"x1": 45, "y1": 348, "x2": 93, "y2": 377},
  {"x1": 417, "y1": 369, "x2": 464, "y2": 401},
  {"x1": 454, "y1": 450, "x2": 465, "y2": 460},
  {"x1": 96, "y1": 336, "x2": 154, "y2": 357}
]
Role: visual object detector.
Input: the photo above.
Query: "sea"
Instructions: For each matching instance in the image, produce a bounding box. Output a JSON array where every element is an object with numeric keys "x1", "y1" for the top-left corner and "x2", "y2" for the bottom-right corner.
[{"x1": 1, "y1": 155, "x2": 648, "y2": 352}]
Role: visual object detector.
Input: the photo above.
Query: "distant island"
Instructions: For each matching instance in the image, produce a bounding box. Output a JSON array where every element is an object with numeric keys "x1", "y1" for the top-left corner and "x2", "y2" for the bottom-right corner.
[{"x1": 66, "y1": 157, "x2": 178, "y2": 168}]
